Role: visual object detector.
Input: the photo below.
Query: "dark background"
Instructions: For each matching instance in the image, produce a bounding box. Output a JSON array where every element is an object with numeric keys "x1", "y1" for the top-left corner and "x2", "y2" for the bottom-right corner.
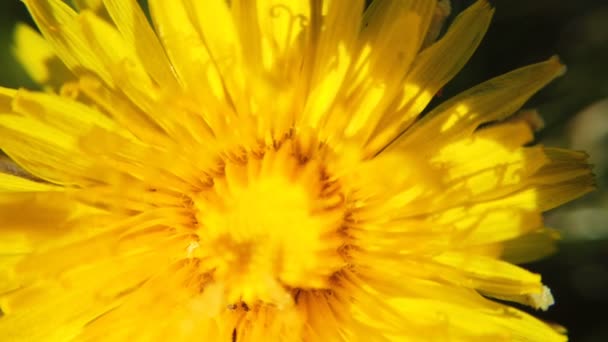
[{"x1": 1, "y1": 1, "x2": 606, "y2": 340}]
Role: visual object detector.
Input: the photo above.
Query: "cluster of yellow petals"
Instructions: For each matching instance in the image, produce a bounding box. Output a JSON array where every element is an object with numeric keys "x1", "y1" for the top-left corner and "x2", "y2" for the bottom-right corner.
[{"x1": 0, "y1": 0, "x2": 594, "y2": 341}]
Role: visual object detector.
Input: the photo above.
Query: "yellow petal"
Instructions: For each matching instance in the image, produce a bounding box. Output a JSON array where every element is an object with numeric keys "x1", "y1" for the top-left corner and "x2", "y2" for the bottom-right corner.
[
  {"x1": 0, "y1": 114, "x2": 90, "y2": 184},
  {"x1": 76, "y1": 260, "x2": 232, "y2": 341},
  {"x1": 11, "y1": 24, "x2": 73, "y2": 91},
  {"x1": 77, "y1": 10, "x2": 158, "y2": 110},
  {"x1": 398, "y1": 56, "x2": 565, "y2": 149},
  {"x1": 305, "y1": 0, "x2": 365, "y2": 81},
  {"x1": 10, "y1": 88, "x2": 123, "y2": 136},
  {"x1": 0, "y1": 173, "x2": 59, "y2": 192},
  {"x1": 531, "y1": 148, "x2": 595, "y2": 211},
  {"x1": 0, "y1": 192, "x2": 80, "y2": 262},
  {"x1": 72, "y1": 0, "x2": 103, "y2": 12},
  {"x1": 368, "y1": 0, "x2": 494, "y2": 154},
  {"x1": 386, "y1": 297, "x2": 566, "y2": 341},
  {"x1": 300, "y1": 0, "x2": 365, "y2": 129},
  {"x1": 149, "y1": 0, "x2": 236, "y2": 114},
  {"x1": 254, "y1": 0, "x2": 311, "y2": 71},
  {"x1": 23, "y1": 0, "x2": 113, "y2": 84},
  {"x1": 0, "y1": 283, "x2": 109, "y2": 341},
  {"x1": 343, "y1": 270, "x2": 564, "y2": 341},
  {"x1": 429, "y1": 139, "x2": 547, "y2": 200},
  {"x1": 501, "y1": 228, "x2": 560, "y2": 264},
  {"x1": 102, "y1": 0, "x2": 180, "y2": 89},
  {"x1": 435, "y1": 207, "x2": 544, "y2": 247},
  {"x1": 432, "y1": 251, "x2": 542, "y2": 295},
  {"x1": 0, "y1": 87, "x2": 16, "y2": 111},
  {"x1": 185, "y1": 0, "x2": 248, "y2": 116},
  {"x1": 343, "y1": 0, "x2": 436, "y2": 143}
]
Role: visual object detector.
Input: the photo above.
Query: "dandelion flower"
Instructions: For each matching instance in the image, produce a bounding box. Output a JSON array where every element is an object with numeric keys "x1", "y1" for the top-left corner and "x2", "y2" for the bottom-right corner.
[{"x1": 0, "y1": 0, "x2": 594, "y2": 341}]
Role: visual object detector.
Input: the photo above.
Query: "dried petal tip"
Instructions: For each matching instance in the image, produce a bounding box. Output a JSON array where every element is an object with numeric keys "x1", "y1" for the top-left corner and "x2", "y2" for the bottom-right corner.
[
  {"x1": 530, "y1": 286, "x2": 556, "y2": 311},
  {"x1": 549, "y1": 55, "x2": 568, "y2": 76}
]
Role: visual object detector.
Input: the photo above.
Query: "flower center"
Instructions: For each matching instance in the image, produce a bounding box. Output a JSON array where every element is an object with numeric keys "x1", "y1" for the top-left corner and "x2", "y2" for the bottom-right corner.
[{"x1": 192, "y1": 141, "x2": 346, "y2": 308}]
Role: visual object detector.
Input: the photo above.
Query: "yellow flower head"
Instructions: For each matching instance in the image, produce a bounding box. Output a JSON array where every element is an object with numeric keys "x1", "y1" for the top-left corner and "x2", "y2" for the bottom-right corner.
[{"x1": 0, "y1": 0, "x2": 594, "y2": 341}]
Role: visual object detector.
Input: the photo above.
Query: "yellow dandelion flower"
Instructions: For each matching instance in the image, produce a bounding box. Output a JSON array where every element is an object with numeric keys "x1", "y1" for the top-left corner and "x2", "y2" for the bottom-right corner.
[{"x1": 0, "y1": 0, "x2": 594, "y2": 341}]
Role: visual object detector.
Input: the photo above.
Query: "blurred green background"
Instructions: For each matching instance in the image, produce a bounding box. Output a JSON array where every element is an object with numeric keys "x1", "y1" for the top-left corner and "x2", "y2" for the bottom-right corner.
[{"x1": 0, "y1": 0, "x2": 606, "y2": 340}]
